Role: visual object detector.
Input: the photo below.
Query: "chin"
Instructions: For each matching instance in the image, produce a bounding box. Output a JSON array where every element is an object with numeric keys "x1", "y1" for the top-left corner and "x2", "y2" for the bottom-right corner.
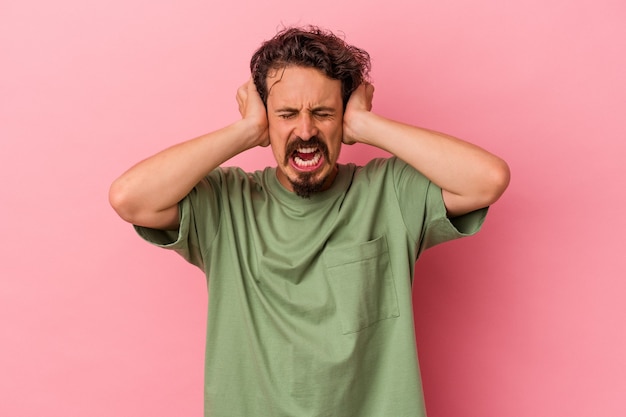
[{"x1": 290, "y1": 174, "x2": 326, "y2": 198}]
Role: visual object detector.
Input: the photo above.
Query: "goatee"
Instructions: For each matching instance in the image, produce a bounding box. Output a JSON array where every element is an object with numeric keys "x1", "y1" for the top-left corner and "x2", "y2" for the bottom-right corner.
[
  {"x1": 285, "y1": 136, "x2": 331, "y2": 198},
  {"x1": 290, "y1": 172, "x2": 326, "y2": 198}
]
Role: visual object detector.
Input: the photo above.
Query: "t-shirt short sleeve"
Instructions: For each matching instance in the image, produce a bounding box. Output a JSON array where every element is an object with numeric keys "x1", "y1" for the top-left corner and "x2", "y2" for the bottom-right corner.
[
  {"x1": 389, "y1": 157, "x2": 488, "y2": 253},
  {"x1": 133, "y1": 172, "x2": 223, "y2": 270}
]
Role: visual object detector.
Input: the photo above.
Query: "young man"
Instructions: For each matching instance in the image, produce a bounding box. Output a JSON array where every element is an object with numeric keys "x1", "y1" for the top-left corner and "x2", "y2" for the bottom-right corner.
[{"x1": 110, "y1": 26, "x2": 509, "y2": 417}]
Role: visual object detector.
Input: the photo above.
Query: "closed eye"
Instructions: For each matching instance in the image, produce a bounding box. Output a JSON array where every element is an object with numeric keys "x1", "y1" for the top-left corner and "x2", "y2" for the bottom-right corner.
[{"x1": 313, "y1": 111, "x2": 334, "y2": 120}]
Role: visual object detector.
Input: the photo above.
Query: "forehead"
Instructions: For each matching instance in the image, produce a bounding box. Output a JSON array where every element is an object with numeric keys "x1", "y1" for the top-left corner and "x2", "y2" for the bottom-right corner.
[{"x1": 266, "y1": 66, "x2": 342, "y2": 108}]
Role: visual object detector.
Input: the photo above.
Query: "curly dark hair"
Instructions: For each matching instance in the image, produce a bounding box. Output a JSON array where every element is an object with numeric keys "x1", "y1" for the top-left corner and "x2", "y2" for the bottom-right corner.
[{"x1": 250, "y1": 26, "x2": 371, "y2": 109}]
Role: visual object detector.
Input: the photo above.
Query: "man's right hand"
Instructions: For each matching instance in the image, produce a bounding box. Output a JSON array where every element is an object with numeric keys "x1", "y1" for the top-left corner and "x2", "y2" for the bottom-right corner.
[{"x1": 236, "y1": 79, "x2": 270, "y2": 148}]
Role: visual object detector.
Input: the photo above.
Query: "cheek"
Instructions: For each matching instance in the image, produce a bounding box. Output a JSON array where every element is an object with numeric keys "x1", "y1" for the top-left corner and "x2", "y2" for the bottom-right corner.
[
  {"x1": 269, "y1": 123, "x2": 290, "y2": 144},
  {"x1": 330, "y1": 142, "x2": 342, "y2": 159},
  {"x1": 268, "y1": 136, "x2": 288, "y2": 164},
  {"x1": 326, "y1": 125, "x2": 344, "y2": 153}
]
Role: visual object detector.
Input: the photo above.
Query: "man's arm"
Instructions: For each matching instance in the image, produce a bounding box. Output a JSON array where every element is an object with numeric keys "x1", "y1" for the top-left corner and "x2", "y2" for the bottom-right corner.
[
  {"x1": 109, "y1": 80, "x2": 268, "y2": 230},
  {"x1": 343, "y1": 84, "x2": 510, "y2": 217}
]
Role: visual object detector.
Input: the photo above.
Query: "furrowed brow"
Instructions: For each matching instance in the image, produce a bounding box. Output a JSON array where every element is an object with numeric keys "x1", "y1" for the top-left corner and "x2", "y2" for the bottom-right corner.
[
  {"x1": 274, "y1": 106, "x2": 299, "y2": 113},
  {"x1": 310, "y1": 106, "x2": 337, "y2": 113}
]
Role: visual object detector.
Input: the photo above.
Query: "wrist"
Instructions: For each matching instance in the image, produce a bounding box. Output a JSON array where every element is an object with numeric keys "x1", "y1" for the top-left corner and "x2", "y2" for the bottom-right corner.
[
  {"x1": 344, "y1": 110, "x2": 377, "y2": 145},
  {"x1": 233, "y1": 118, "x2": 269, "y2": 149}
]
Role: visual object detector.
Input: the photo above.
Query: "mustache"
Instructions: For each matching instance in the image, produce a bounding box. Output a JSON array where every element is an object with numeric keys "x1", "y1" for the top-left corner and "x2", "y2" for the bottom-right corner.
[{"x1": 284, "y1": 137, "x2": 329, "y2": 165}]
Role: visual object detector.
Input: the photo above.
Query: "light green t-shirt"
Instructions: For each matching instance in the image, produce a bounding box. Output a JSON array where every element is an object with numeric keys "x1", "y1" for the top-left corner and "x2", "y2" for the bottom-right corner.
[{"x1": 136, "y1": 157, "x2": 487, "y2": 417}]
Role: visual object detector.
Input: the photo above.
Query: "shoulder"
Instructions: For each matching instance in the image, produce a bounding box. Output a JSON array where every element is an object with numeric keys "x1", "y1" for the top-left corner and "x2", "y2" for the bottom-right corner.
[
  {"x1": 351, "y1": 157, "x2": 427, "y2": 185},
  {"x1": 204, "y1": 166, "x2": 268, "y2": 190}
]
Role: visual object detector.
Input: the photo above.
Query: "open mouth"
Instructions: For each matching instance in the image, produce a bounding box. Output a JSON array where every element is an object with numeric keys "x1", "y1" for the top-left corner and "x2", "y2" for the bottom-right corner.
[
  {"x1": 292, "y1": 147, "x2": 323, "y2": 169},
  {"x1": 286, "y1": 139, "x2": 328, "y2": 172}
]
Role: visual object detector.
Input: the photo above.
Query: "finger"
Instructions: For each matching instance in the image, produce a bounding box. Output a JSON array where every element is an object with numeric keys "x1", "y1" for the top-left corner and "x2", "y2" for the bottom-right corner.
[
  {"x1": 236, "y1": 89, "x2": 245, "y2": 108},
  {"x1": 236, "y1": 80, "x2": 252, "y2": 114},
  {"x1": 246, "y1": 79, "x2": 263, "y2": 100},
  {"x1": 364, "y1": 83, "x2": 374, "y2": 110}
]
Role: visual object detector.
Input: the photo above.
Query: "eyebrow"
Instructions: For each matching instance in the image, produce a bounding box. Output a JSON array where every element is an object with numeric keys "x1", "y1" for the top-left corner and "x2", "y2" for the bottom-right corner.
[{"x1": 274, "y1": 106, "x2": 337, "y2": 113}]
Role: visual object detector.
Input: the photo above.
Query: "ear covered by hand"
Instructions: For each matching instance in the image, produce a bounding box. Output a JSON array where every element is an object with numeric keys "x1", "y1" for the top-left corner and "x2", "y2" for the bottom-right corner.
[
  {"x1": 236, "y1": 78, "x2": 270, "y2": 147},
  {"x1": 343, "y1": 82, "x2": 375, "y2": 145}
]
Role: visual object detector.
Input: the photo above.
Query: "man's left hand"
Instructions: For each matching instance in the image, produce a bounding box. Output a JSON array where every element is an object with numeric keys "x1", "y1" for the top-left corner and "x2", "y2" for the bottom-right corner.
[{"x1": 343, "y1": 83, "x2": 374, "y2": 145}]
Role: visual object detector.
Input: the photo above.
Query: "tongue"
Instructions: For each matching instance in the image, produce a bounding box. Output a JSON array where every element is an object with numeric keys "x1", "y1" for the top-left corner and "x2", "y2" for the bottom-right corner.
[{"x1": 296, "y1": 151, "x2": 316, "y2": 161}]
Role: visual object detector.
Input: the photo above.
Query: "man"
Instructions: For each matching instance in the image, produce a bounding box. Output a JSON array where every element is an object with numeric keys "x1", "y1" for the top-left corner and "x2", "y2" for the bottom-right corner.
[{"x1": 110, "y1": 26, "x2": 509, "y2": 417}]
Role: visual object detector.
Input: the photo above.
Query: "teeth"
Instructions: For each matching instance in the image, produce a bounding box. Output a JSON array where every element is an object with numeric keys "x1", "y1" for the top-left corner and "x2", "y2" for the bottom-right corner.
[
  {"x1": 297, "y1": 147, "x2": 317, "y2": 154},
  {"x1": 294, "y1": 152, "x2": 321, "y2": 167}
]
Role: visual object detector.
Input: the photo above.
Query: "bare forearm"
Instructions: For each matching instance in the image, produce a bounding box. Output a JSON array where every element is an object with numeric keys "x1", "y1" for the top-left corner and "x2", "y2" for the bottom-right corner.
[
  {"x1": 109, "y1": 119, "x2": 263, "y2": 227},
  {"x1": 350, "y1": 112, "x2": 510, "y2": 215}
]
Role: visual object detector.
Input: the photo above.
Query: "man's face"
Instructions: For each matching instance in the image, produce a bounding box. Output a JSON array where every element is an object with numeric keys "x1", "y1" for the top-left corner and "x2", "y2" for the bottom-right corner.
[{"x1": 266, "y1": 66, "x2": 343, "y2": 198}]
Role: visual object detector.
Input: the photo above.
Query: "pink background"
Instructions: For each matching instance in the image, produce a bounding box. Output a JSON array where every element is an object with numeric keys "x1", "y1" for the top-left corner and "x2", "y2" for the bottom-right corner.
[{"x1": 2, "y1": 0, "x2": 625, "y2": 416}]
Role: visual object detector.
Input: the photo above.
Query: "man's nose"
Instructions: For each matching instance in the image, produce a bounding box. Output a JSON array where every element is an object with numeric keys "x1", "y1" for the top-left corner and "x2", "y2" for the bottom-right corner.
[{"x1": 296, "y1": 114, "x2": 318, "y2": 140}]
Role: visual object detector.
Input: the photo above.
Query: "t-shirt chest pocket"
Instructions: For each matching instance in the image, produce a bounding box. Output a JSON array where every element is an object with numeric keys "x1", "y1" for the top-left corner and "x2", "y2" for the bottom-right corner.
[{"x1": 323, "y1": 235, "x2": 400, "y2": 334}]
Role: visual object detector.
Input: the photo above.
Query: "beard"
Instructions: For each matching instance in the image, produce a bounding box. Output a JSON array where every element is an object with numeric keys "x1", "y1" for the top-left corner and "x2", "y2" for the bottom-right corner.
[
  {"x1": 284, "y1": 136, "x2": 331, "y2": 199},
  {"x1": 290, "y1": 172, "x2": 327, "y2": 198}
]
